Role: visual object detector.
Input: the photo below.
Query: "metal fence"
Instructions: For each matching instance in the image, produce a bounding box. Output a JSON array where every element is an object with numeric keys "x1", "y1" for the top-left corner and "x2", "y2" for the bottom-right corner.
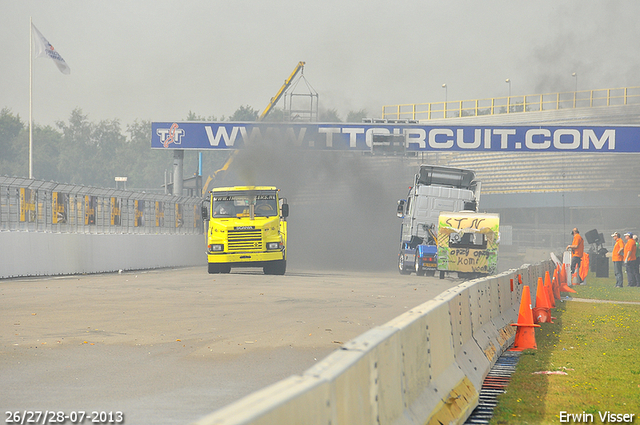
[
  {"x1": 0, "y1": 176, "x2": 203, "y2": 234},
  {"x1": 382, "y1": 86, "x2": 640, "y2": 121}
]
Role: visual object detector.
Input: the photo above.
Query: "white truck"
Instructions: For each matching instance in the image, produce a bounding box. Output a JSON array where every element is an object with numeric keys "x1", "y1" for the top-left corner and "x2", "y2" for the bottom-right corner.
[{"x1": 396, "y1": 165, "x2": 482, "y2": 278}]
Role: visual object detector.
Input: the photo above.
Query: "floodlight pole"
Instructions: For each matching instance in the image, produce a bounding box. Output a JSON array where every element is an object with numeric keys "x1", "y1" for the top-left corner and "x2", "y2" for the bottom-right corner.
[
  {"x1": 29, "y1": 17, "x2": 33, "y2": 179},
  {"x1": 442, "y1": 84, "x2": 447, "y2": 118}
]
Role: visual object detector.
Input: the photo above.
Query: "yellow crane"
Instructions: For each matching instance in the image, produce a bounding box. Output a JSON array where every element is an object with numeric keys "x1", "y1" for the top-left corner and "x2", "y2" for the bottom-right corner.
[
  {"x1": 202, "y1": 62, "x2": 306, "y2": 196},
  {"x1": 258, "y1": 61, "x2": 305, "y2": 121}
]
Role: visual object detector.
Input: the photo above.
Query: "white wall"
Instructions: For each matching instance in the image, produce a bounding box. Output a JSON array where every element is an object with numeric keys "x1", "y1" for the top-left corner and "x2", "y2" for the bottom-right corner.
[{"x1": 0, "y1": 232, "x2": 206, "y2": 278}]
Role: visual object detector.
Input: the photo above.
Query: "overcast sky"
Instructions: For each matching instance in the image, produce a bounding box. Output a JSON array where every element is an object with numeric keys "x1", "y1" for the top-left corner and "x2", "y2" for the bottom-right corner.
[{"x1": 2, "y1": 1, "x2": 639, "y2": 128}]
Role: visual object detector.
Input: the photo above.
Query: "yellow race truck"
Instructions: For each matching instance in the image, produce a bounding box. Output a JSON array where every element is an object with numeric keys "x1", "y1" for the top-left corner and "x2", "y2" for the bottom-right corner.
[{"x1": 202, "y1": 186, "x2": 289, "y2": 275}]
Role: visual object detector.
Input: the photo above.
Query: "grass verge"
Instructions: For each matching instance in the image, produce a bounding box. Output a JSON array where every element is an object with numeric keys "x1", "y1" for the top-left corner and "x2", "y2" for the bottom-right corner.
[{"x1": 491, "y1": 272, "x2": 640, "y2": 424}]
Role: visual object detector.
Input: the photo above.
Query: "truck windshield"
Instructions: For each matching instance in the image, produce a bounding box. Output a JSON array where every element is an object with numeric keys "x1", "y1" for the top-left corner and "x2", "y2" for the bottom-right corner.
[{"x1": 212, "y1": 192, "x2": 278, "y2": 218}]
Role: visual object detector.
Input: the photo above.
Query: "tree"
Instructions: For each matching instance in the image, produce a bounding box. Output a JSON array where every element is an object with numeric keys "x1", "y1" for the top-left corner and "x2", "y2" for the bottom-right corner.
[
  {"x1": 346, "y1": 109, "x2": 368, "y2": 123},
  {"x1": 56, "y1": 109, "x2": 96, "y2": 184},
  {"x1": 229, "y1": 105, "x2": 259, "y2": 121},
  {"x1": 185, "y1": 110, "x2": 217, "y2": 121},
  {"x1": 32, "y1": 125, "x2": 63, "y2": 181},
  {"x1": 261, "y1": 107, "x2": 285, "y2": 122},
  {"x1": 123, "y1": 119, "x2": 172, "y2": 190},
  {"x1": 319, "y1": 108, "x2": 341, "y2": 122},
  {"x1": 0, "y1": 108, "x2": 25, "y2": 176},
  {"x1": 55, "y1": 109, "x2": 129, "y2": 187}
]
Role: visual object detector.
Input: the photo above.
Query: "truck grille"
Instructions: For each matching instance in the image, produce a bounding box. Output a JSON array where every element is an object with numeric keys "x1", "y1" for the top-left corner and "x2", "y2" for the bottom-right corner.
[{"x1": 228, "y1": 229, "x2": 262, "y2": 251}]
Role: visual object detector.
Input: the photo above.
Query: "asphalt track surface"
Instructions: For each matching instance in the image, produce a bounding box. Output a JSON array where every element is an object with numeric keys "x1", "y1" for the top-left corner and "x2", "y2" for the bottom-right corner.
[{"x1": 1, "y1": 266, "x2": 460, "y2": 425}]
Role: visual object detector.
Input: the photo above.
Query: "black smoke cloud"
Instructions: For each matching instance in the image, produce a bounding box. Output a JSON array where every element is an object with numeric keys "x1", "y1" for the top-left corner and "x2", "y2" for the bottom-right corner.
[{"x1": 220, "y1": 143, "x2": 414, "y2": 272}]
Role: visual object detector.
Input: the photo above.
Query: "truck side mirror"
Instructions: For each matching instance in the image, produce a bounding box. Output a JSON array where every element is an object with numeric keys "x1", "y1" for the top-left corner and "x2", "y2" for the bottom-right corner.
[
  {"x1": 281, "y1": 203, "x2": 289, "y2": 218},
  {"x1": 201, "y1": 206, "x2": 209, "y2": 221},
  {"x1": 463, "y1": 200, "x2": 477, "y2": 212},
  {"x1": 397, "y1": 200, "x2": 405, "y2": 218}
]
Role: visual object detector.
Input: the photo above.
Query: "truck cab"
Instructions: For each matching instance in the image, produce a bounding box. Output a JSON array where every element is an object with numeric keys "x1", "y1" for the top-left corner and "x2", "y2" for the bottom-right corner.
[
  {"x1": 203, "y1": 186, "x2": 289, "y2": 275},
  {"x1": 396, "y1": 165, "x2": 481, "y2": 278}
]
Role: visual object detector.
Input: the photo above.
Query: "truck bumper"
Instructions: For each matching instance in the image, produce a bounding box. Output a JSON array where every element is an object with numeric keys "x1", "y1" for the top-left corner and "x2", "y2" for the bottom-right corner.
[{"x1": 207, "y1": 250, "x2": 285, "y2": 266}]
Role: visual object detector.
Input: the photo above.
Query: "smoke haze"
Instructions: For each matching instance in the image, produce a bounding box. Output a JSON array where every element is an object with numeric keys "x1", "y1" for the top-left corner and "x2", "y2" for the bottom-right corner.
[
  {"x1": 225, "y1": 145, "x2": 413, "y2": 271},
  {"x1": 3, "y1": 2, "x2": 640, "y2": 127}
]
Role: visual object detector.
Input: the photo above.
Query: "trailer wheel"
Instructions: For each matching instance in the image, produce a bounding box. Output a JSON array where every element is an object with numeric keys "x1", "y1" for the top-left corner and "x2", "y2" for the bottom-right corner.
[
  {"x1": 439, "y1": 270, "x2": 445, "y2": 279},
  {"x1": 398, "y1": 254, "x2": 411, "y2": 275}
]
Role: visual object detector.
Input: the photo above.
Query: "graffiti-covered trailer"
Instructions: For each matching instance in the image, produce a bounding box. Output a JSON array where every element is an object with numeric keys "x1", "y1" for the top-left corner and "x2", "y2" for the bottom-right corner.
[
  {"x1": 397, "y1": 165, "x2": 480, "y2": 277},
  {"x1": 437, "y1": 211, "x2": 499, "y2": 277}
]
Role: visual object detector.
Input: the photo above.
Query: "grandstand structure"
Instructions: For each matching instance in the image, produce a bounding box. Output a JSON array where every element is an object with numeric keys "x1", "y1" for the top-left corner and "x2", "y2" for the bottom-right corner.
[
  {"x1": 382, "y1": 86, "x2": 640, "y2": 121},
  {"x1": 400, "y1": 101, "x2": 640, "y2": 251}
]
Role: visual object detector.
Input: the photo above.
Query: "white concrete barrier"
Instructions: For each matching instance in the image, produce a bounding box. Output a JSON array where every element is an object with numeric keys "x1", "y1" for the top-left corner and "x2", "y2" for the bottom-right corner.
[
  {"x1": 0, "y1": 232, "x2": 206, "y2": 278},
  {"x1": 192, "y1": 261, "x2": 555, "y2": 425}
]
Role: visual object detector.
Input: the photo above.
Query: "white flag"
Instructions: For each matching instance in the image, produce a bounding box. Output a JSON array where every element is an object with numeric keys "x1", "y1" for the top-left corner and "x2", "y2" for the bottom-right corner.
[{"x1": 31, "y1": 23, "x2": 70, "y2": 74}]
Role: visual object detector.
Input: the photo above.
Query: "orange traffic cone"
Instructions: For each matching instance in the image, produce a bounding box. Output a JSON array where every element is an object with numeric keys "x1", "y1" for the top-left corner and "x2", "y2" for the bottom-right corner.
[
  {"x1": 579, "y1": 252, "x2": 589, "y2": 284},
  {"x1": 533, "y1": 277, "x2": 554, "y2": 323},
  {"x1": 560, "y1": 268, "x2": 577, "y2": 293},
  {"x1": 552, "y1": 275, "x2": 561, "y2": 301},
  {"x1": 561, "y1": 281, "x2": 577, "y2": 293},
  {"x1": 544, "y1": 271, "x2": 556, "y2": 308},
  {"x1": 559, "y1": 263, "x2": 568, "y2": 285},
  {"x1": 510, "y1": 285, "x2": 540, "y2": 351},
  {"x1": 553, "y1": 267, "x2": 561, "y2": 300},
  {"x1": 559, "y1": 263, "x2": 577, "y2": 293}
]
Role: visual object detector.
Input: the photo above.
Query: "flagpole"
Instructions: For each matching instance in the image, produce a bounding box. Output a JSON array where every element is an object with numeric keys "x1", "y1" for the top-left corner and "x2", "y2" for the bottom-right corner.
[{"x1": 29, "y1": 16, "x2": 33, "y2": 179}]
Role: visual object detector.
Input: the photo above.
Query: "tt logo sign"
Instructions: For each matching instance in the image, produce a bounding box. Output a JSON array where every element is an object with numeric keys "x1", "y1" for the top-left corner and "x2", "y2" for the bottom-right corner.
[{"x1": 156, "y1": 123, "x2": 185, "y2": 148}]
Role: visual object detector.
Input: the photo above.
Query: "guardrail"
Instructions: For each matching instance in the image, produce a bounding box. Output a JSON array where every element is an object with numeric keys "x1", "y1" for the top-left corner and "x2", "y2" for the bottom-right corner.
[
  {"x1": 193, "y1": 261, "x2": 554, "y2": 425},
  {"x1": 0, "y1": 176, "x2": 206, "y2": 279},
  {"x1": 382, "y1": 86, "x2": 640, "y2": 121},
  {"x1": 0, "y1": 176, "x2": 203, "y2": 235}
]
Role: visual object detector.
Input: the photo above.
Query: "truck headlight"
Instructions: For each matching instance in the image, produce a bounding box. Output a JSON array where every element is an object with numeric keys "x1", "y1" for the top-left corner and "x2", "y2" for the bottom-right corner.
[
  {"x1": 208, "y1": 244, "x2": 224, "y2": 252},
  {"x1": 266, "y1": 242, "x2": 281, "y2": 250}
]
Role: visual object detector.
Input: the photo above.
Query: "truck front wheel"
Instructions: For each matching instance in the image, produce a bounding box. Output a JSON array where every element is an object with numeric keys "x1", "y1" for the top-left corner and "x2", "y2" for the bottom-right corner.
[
  {"x1": 208, "y1": 263, "x2": 231, "y2": 274},
  {"x1": 264, "y1": 260, "x2": 286, "y2": 275}
]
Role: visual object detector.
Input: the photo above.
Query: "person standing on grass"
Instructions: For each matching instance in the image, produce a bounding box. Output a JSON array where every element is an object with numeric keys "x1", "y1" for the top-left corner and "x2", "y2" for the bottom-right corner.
[
  {"x1": 612, "y1": 232, "x2": 625, "y2": 288},
  {"x1": 634, "y1": 235, "x2": 640, "y2": 286},
  {"x1": 567, "y1": 228, "x2": 584, "y2": 284},
  {"x1": 623, "y1": 232, "x2": 639, "y2": 287}
]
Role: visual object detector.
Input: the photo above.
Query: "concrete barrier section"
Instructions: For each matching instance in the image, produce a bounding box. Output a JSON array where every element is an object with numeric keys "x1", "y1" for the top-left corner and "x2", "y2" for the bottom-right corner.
[
  {"x1": 0, "y1": 232, "x2": 206, "y2": 278},
  {"x1": 193, "y1": 261, "x2": 556, "y2": 425}
]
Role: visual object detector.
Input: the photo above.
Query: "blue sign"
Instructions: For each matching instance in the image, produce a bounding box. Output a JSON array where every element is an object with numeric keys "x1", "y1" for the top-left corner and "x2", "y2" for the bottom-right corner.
[{"x1": 151, "y1": 122, "x2": 640, "y2": 152}]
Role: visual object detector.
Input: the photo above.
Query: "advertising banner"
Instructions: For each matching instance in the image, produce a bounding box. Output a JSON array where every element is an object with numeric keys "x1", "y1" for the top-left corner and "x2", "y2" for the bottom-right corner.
[
  {"x1": 151, "y1": 122, "x2": 639, "y2": 153},
  {"x1": 135, "y1": 200, "x2": 145, "y2": 227},
  {"x1": 111, "y1": 197, "x2": 121, "y2": 226},
  {"x1": 155, "y1": 201, "x2": 164, "y2": 227},
  {"x1": 19, "y1": 188, "x2": 36, "y2": 223},
  {"x1": 175, "y1": 204, "x2": 183, "y2": 228},
  {"x1": 52, "y1": 192, "x2": 68, "y2": 224},
  {"x1": 84, "y1": 195, "x2": 96, "y2": 225}
]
